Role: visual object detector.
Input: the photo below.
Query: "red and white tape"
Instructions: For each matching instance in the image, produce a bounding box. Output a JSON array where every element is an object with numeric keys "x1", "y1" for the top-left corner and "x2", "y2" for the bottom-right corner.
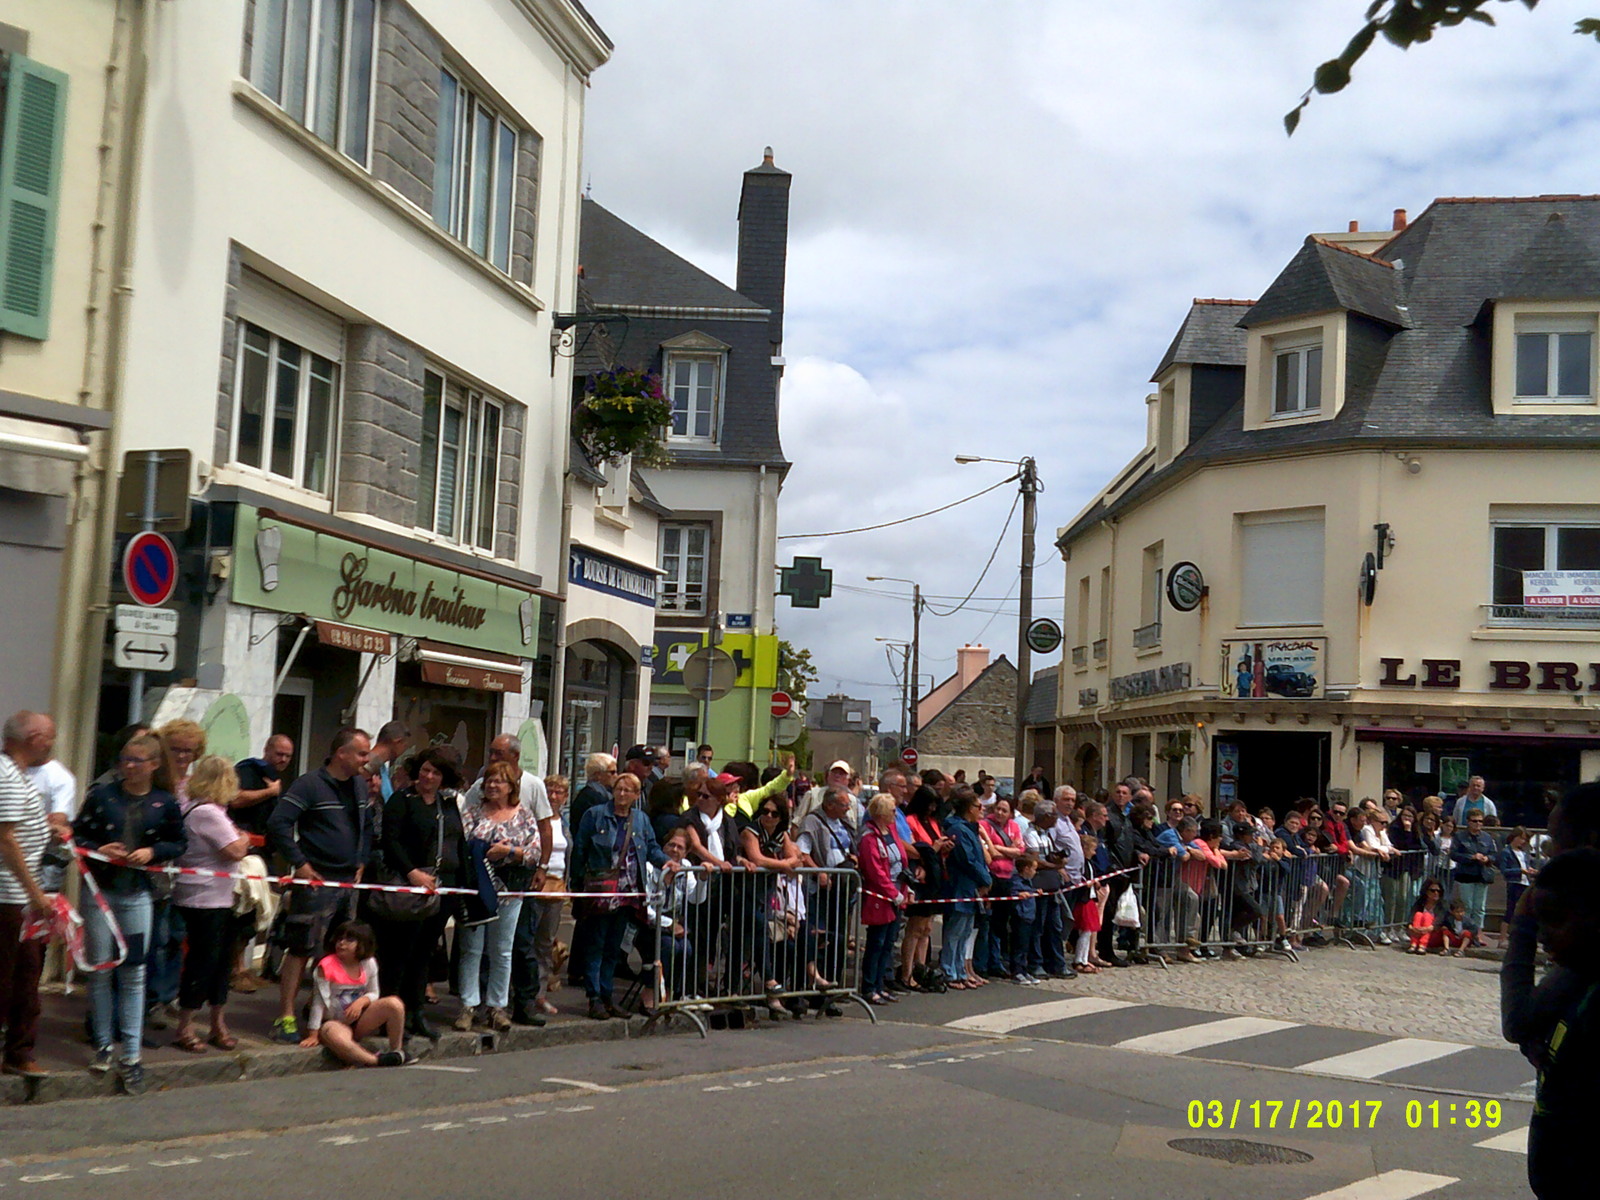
[{"x1": 863, "y1": 861, "x2": 1146, "y2": 907}]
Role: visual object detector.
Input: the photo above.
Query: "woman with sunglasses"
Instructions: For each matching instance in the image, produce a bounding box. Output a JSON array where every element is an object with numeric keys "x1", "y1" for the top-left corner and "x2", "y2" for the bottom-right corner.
[
  {"x1": 738, "y1": 794, "x2": 802, "y2": 1018},
  {"x1": 73, "y1": 733, "x2": 187, "y2": 1093},
  {"x1": 1406, "y1": 878, "x2": 1446, "y2": 953}
]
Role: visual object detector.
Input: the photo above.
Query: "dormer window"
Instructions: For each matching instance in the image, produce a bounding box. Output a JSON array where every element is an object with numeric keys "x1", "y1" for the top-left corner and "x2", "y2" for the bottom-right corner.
[
  {"x1": 1273, "y1": 337, "x2": 1322, "y2": 415},
  {"x1": 1515, "y1": 317, "x2": 1593, "y2": 401},
  {"x1": 660, "y1": 330, "x2": 730, "y2": 445}
]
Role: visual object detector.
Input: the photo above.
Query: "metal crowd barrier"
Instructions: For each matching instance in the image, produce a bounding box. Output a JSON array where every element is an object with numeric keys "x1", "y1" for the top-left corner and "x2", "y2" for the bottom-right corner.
[
  {"x1": 643, "y1": 864, "x2": 874, "y2": 1037},
  {"x1": 1133, "y1": 851, "x2": 1298, "y2": 966}
]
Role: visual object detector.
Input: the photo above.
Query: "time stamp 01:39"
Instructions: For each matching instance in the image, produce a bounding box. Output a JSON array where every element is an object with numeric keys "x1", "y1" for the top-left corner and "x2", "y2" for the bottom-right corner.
[{"x1": 1187, "y1": 1098, "x2": 1504, "y2": 1131}]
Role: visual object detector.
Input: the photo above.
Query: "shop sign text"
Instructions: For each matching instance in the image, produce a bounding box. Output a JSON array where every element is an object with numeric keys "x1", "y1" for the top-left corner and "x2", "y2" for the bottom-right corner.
[
  {"x1": 1109, "y1": 662, "x2": 1192, "y2": 703},
  {"x1": 333, "y1": 553, "x2": 488, "y2": 632},
  {"x1": 1379, "y1": 657, "x2": 1600, "y2": 692}
]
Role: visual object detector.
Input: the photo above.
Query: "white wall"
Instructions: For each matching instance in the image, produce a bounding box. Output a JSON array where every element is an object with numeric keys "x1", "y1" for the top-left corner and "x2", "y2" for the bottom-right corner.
[{"x1": 642, "y1": 464, "x2": 779, "y2": 625}]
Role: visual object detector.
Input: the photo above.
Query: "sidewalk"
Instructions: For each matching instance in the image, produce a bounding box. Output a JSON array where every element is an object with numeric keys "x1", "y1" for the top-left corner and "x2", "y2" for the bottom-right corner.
[{"x1": 6, "y1": 973, "x2": 668, "y2": 1105}]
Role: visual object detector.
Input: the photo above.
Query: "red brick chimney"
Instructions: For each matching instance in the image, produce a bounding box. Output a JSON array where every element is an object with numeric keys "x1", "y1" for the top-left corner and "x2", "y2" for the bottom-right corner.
[
  {"x1": 956, "y1": 644, "x2": 991, "y2": 689},
  {"x1": 1392, "y1": 208, "x2": 1408, "y2": 231}
]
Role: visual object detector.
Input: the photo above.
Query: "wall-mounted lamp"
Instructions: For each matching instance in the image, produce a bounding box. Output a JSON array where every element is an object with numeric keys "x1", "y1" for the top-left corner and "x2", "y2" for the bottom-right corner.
[
  {"x1": 1374, "y1": 522, "x2": 1395, "y2": 568},
  {"x1": 1394, "y1": 452, "x2": 1422, "y2": 475}
]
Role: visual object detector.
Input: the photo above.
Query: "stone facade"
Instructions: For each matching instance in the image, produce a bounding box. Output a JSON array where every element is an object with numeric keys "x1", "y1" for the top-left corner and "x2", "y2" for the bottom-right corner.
[
  {"x1": 495, "y1": 402, "x2": 522, "y2": 560},
  {"x1": 372, "y1": 0, "x2": 441, "y2": 213},
  {"x1": 918, "y1": 657, "x2": 1019, "y2": 759},
  {"x1": 213, "y1": 244, "x2": 244, "y2": 466},
  {"x1": 337, "y1": 325, "x2": 425, "y2": 526},
  {"x1": 511, "y1": 134, "x2": 541, "y2": 287}
]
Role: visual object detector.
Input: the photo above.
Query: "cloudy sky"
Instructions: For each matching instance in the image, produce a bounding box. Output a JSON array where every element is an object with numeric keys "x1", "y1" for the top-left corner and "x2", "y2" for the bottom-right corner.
[{"x1": 581, "y1": 0, "x2": 1600, "y2": 724}]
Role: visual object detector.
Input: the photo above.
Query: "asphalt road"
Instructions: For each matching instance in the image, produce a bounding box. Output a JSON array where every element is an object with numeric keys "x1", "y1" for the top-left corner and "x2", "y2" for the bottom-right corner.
[{"x1": 0, "y1": 995, "x2": 1533, "y2": 1200}]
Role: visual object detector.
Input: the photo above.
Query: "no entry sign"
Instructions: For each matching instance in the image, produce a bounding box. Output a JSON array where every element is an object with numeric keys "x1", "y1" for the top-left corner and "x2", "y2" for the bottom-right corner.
[
  {"x1": 770, "y1": 691, "x2": 793, "y2": 719},
  {"x1": 900, "y1": 745, "x2": 919, "y2": 769},
  {"x1": 123, "y1": 531, "x2": 178, "y2": 607}
]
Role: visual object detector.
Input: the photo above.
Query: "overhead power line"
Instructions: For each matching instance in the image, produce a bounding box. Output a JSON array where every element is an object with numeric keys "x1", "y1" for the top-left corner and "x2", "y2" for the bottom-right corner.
[{"x1": 778, "y1": 474, "x2": 1017, "y2": 541}]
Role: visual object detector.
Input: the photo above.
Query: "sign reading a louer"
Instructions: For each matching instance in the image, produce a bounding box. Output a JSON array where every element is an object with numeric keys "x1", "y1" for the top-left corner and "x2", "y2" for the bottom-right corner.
[{"x1": 568, "y1": 545, "x2": 659, "y2": 606}]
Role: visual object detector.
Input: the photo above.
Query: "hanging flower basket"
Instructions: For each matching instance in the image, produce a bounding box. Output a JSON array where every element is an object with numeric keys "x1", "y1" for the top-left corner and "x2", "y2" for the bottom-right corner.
[
  {"x1": 1156, "y1": 730, "x2": 1193, "y2": 763},
  {"x1": 573, "y1": 367, "x2": 673, "y2": 467}
]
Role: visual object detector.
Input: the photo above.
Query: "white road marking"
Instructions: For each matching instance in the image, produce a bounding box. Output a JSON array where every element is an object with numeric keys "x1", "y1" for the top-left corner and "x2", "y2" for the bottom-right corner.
[
  {"x1": 468, "y1": 1116, "x2": 508, "y2": 1124},
  {"x1": 375, "y1": 1130, "x2": 409, "y2": 1138},
  {"x1": 405, "y1": 1063, "x2": 478, "y2": 1073},
  {"x1": 513, "y1": 1110, "x2": 548, "y2": 1118},
  {"x1": 88, "y1": 1166, "x2": 132, "y2": 1175},
  {"x1": 541, "y1": 1076, "x2": 617, "y2": 1093},
  {"x1": 1296, "y1": 1170, "x2": 1457, "y2": 1200},
  {"x1": 19, "y1": 1175, "x2": 73, "y2": 1183},
  {"x1": 320, "y1": 1136, "x2": 367, "y2": 1146},
  {"x1": 210, "y1": 1151, "x2": 253, "y2": 1159},
  {"x1": 1115, "y1": 1016, "x2": 1299, "y2": 1055},
  {"x1": 1474, "y1": 1127, "x2": 1528, "y2": 1154},
  {"x1": 946, "y1": 996, "x2": 1137, "y2": 1034},
  {"x1": 147, "y1": 1157, "x2": 202, "y2": 1167},
  {"x1": 1297, "y1": 1038, "x2": 1468, "y2": 1080},
  {"x1": 554, "y1": 1104, "x2": 594, "y2": 1113}
]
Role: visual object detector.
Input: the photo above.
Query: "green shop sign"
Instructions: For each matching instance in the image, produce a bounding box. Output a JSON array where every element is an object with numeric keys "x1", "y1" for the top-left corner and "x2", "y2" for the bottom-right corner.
[{"x1": 233, "y1": 506, "x2": 537, "y2": 659}]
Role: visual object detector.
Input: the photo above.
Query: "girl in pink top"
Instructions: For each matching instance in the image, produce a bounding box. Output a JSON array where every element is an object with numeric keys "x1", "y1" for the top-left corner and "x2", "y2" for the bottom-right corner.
[{"x1": 300, "y1": 922, "x2": 411, "y2": 1067}]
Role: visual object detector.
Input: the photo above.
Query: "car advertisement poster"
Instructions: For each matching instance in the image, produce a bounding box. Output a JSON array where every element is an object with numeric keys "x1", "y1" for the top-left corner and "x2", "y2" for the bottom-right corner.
[{"x1": 1218, "y1": 637, "x2": 1325, "y2": 700}]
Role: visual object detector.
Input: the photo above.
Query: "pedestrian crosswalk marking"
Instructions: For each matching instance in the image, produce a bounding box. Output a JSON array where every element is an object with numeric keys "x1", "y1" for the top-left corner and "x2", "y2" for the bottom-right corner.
[
  {"x1": 1296, "y1": 1170, "x2": 1456, "y2": 1200},
  {"x1": 947, "y1": 996, "x2": 1136, "y2": 1034},
  {"x1": 1115, "y1": 1016, "x2": 1298, "y2": 1055},
  {"x1": 1474, "y1": 1127, "x2": 1527, "y2": 1154},
  {"x1": 1297, "y1": 1038, "x2": 1465, "y2": 1081}
]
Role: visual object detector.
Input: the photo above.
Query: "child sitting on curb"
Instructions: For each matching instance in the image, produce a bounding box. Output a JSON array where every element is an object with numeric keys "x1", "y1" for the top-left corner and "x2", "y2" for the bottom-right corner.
[{"x1": 300, "y1": 921, "x2": 412, "y2": 1067}]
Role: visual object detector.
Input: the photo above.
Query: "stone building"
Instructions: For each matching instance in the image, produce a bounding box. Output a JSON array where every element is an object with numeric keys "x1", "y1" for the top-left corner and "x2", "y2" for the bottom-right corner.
[
  {"x1": 805, "y1": 693, "x2": 876, "y2": 778},
  {"x1": 918, "y1": 645, "x2": 1018, "y2": 784}
]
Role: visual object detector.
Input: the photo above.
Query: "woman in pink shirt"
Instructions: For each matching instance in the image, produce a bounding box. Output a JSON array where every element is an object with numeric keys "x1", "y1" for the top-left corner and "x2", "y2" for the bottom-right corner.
[{"x1": 1180, "y1": 818, "x2": 1226, "y2": 957}]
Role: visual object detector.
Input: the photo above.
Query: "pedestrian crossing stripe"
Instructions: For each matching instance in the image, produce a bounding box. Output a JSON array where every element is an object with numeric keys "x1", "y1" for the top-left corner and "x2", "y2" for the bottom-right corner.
[
  {"x1": 1296, "y1": 1170, "x2": 1456, "y2": 1200},
  {"x1": 1474, "y1": 1127, "x2": 1527, "y2": 1154},
  {"x1": 944, "y1": 1002, "x2": 1534, "y2": 1094}
]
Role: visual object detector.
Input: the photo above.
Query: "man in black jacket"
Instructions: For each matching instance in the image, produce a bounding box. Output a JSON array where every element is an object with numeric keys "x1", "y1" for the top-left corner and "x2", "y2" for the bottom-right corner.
[
  {"x1": 1087, "y1": 799, "x2": 1136, "y2": 967},
  {"x1": 267, "y1": 728, "x2": 371, "y2": 1043}
]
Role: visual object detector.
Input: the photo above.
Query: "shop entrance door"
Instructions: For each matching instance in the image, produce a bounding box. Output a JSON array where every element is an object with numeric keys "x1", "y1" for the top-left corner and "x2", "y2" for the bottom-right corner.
[
  {"x1": 563, "y1": 695, "x2": 605, "y2": 783},
  {"x1": 272, "y1": 678, "x2": 313, "y2": 781},
  {"x1": 1213, "y1": 730, "x2": 1330, "y2": 816}
]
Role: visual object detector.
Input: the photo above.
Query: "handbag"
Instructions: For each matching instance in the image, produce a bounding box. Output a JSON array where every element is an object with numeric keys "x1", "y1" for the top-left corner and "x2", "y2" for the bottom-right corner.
[
  {"x1": 365, "y1": 800, "x2": 443, "y2": 923},
  {"x1": 583, "y1": 813, "x2": 635, "y2": 915},
  {"x1": 1113, "y1": 885, "x2": 1142, "y2": 929}
]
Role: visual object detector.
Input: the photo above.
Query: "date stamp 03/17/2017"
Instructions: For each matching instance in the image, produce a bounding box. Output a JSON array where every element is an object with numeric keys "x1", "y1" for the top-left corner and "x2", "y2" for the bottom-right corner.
[{"x1": 1185, "y1": 1098, "x2": 1505, "y2": 1132}]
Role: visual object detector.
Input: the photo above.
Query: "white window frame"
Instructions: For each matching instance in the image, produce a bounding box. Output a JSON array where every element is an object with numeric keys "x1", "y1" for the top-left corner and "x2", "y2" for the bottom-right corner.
[
  {"x1": 665, "y1": 353, "x2": 723, "y2": 443},
  {"x1": 1272, "y1": 334, "x2": 1322, "y2": 416},
  {"x1": 432, "y1": 68, "x2": 518, "y2": 274},
  {"x1": 1488, "y1": 515, "x2": 1600, "y2": 625},
  {"x1": 230, "y1": 320, "x2": 339, "y2": 495},
  {"x1": 418, "y1": 369, "x2": 504, "y2": 552},
  {"x1": 245, "y1": 0, "x2": 378, "y2": 166},
  {"x1": 658, "y1": 522, "x2": 711, "y2": 615},
  {"x1": 1513, "y1": 314, "x2": 1596, "y2": 403}
]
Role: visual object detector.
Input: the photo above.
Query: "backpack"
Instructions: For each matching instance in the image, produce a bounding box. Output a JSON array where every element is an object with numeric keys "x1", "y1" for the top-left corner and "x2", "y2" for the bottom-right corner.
[{"x1": 914, "y1": 962, "x2": 949, "y2": 993}]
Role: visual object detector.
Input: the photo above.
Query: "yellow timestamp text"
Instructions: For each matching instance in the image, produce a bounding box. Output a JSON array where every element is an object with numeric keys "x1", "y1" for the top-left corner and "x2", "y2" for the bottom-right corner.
[{"x1": 1184, "y1": 1099, "x2": 1503, "y2": 1131}]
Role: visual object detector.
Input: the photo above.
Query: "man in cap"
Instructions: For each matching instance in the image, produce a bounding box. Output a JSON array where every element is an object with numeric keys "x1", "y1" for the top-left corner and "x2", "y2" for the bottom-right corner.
[{"x1": 797, "y1": 760, "x2": 860, "y2": 830}]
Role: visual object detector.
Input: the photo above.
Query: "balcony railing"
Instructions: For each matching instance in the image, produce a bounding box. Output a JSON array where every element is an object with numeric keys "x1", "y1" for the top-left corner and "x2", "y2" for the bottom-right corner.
[
  {"x1": 1092, "y1": 638, "x2": 1108, "y2": 662},
  {"x1": 1482, "y1": 604, "x2": 1600, "y2": 629},
  {"x1": 1133, "y1": 621, "x2": 1162, "y2": 649},
  {"x1": 1071, "y1": 645, "x2": 1088, "y2": 668}
]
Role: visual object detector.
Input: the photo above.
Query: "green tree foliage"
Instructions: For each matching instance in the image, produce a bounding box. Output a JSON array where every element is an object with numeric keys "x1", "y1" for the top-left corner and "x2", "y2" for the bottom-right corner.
[
  {"x1": 1288, "y1": 0, "x2": 1600, "y2": 134},
  {"x1": 775, "y1": 639, "x2": 818, "y2": 763}
]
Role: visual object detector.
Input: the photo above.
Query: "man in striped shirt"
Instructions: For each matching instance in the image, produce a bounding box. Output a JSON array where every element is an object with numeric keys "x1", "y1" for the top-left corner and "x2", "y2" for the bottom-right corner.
[{"x1": 0, "y1": 711, "x2": 54, "y2": 1079}]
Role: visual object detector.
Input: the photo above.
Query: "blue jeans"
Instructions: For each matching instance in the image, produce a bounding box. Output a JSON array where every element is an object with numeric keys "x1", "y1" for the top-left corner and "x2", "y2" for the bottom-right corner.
[
  {"x1": 1010, "y1": 915, "x2": 1036, "y2": 975},
  {"x1": 939, "y1": 909, "x2": 975, "y2": 980},
  {"x1": 1456, "y1": 881, "x2": 1490, "y2": 935},
  {"x1": 147, "y1": 898, "x2": 184, "y2": 1008},
  {"x1": 459, "y1": 897, "x2": 523, "y2": 1009},
  {"x1": 86, "y1": 889, "x2": 153, "y2": 1062},
  {"x1": 584, "y1": 908, "x2": 632, "y2": 1001},
  {"x1": 863, "y1": 920, "x2": 897, "y2": 996},
  {"x1": 985, "y1": 876, "x2": 1014, "y2": 969},
  {"x1": 1030, "y1": 893, "x2": 1067, "y2": 974}
]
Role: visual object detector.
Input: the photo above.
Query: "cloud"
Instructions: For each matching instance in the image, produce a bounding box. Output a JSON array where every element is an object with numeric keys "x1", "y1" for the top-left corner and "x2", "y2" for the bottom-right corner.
[{"x1": 581, "y1": 0, "x2": 1600, "y2": 707}]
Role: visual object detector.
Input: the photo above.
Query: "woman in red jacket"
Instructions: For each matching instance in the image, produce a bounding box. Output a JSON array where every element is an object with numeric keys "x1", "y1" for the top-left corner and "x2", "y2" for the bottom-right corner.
[{"x1": 859, "y1": 795, "x2": 909, "y2": 1005}]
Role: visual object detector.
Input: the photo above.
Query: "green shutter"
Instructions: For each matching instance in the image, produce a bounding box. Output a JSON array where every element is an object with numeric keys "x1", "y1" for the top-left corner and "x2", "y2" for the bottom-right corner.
[{"x1": 0, "y1": 55, "x2": 68, "y2": 341}]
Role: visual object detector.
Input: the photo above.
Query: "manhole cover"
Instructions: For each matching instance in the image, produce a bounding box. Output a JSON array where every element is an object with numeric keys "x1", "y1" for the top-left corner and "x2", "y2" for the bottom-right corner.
[{"x1": 1167, "y1": 1138, "x2": 1314, "y2": 1165}]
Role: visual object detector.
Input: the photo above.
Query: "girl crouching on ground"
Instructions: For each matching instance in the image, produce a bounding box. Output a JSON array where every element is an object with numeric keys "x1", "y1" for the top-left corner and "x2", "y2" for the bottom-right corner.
[{"x1": 300, "y1": 921, "x2": 412, "y2": 1067}]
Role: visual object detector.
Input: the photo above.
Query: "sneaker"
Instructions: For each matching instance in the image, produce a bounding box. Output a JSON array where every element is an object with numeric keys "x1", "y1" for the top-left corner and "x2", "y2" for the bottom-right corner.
[
  {"x1": 1275, "y1": 938, "x2": 1292, "y2": 952},
  {"x1": 453, "y1": 1008, "x2": 477, "y2": 1032},
  {"x1": 375, "y1": 1050, "x2": 405, "y2": 1068},
  {"x1": 487, "y1": 1007, "x2": 512, "y2": 1032},
  {"x1": 118, "y1": 1059, "x2": 146, "y2": 1096},
  {"x1": 270, "y1": 1016, "x2": 300, "y2": 1044},
  {"x1": 89, "y1": 1048, "x2": 115, "y2": 1074}
]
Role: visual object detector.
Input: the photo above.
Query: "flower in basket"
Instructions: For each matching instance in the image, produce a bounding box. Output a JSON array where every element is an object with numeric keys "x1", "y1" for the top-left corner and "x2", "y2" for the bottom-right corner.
[{"x1": 573, "y1": 367, "x2": 673, "y2": 467}]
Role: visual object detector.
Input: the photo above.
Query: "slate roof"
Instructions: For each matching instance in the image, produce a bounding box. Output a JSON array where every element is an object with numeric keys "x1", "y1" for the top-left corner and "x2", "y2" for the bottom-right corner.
[
  {"x1": 580, "y1": 200, "x2": 765, "y2": 313},
  {"x1": 1060, "y1": 195, "x2": 1600, "y2": 549},
  {"x1": 1153, "y1": 299, "x2": 1253, "y2": 378},
  {"x1": 1023, "y1": 666, "x2": 1059, "y2": 727}
]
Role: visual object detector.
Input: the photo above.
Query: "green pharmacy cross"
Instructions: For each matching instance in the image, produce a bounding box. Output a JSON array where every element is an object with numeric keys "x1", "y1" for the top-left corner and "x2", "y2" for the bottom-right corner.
[{"x1": 779, "y1": 556, "x2": 833, "y2": 609}]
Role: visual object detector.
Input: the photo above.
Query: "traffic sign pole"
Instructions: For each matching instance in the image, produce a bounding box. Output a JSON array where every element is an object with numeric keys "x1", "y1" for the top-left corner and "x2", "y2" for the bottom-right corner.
[{"x1": 130, "y1": 451, "x2": 159, "y2": 723}]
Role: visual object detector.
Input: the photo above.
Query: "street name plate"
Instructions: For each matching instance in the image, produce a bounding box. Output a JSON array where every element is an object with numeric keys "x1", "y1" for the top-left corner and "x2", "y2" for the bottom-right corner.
[{"x1": 114, "y1": 604, "x2": 178, "y2": 636}]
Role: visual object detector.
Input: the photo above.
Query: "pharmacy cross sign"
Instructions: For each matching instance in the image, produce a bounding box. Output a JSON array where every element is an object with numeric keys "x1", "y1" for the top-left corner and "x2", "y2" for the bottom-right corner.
[{"x1": 779, "y1": 556, "x2": 833, "y2": 609}]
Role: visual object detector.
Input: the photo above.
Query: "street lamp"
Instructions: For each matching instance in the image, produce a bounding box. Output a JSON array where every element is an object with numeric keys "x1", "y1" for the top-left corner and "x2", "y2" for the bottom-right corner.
[
  {"x1": 956, "y1": 453, "x2": 1040, "y2": 791},
  {"x1": 867, "y1": 575, "x2": 923, "y2": 747},
  {"x1": 875, "y1": 637, "x2": 911, "y2": 746}
]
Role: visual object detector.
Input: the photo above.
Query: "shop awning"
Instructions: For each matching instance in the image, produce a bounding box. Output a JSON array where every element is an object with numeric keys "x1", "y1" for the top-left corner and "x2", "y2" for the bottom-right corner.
[
  {"x1": 416, "y1": 640, "x2": 524, "y2": 693},
  {"x1": 1354, "y1": 726, "x2": 1600, "y2": 749}
]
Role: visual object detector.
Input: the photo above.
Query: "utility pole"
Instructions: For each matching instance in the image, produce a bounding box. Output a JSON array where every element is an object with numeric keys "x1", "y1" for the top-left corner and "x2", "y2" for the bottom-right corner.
[
  {"x1": 909, "y1": 583, "x2": 922, "y2": 749},
  {"x1": 1013, "y1": 456, "x2": 1038, "y2": 792}
]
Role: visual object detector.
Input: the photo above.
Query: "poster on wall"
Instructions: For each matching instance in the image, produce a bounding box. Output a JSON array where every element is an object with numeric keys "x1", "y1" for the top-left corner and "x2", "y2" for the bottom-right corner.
[
  {"x1": 1523, "y1": 570, "x2": 1600, "y2": 608},
  {"x1": 1218, "y1": 637, "x2": 1325, "y2": 700},
  {"x1": 1215, "y1": 740, "x2": 1239, "y2": 809}
]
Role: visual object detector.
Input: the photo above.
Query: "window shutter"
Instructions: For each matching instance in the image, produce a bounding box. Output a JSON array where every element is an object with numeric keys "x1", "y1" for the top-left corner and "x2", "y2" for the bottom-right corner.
[{"x1": 0, "y1": 56, "x2": 68, "y2": 341}]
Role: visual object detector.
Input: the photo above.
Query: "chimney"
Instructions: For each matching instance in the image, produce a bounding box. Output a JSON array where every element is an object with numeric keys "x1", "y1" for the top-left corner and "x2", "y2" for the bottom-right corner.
[
  {"x1": 957, "y1": 644, "x2": 991, "y2": 689},
  {"x1": 1392, "y1": 208, "x2": 1408, "y2": 231},
  {"x1": 737, "y1": 146, "x2": 792, "y2": 354},
  {"x1": 1348, "y1": 220, "x2": 1359, "y2": 233}
]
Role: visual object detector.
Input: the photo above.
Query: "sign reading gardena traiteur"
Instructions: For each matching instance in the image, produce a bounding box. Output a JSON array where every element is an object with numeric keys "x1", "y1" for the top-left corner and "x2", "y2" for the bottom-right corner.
[{"x1": 232, "y1": 506, "x2": 536, "y2": 660}]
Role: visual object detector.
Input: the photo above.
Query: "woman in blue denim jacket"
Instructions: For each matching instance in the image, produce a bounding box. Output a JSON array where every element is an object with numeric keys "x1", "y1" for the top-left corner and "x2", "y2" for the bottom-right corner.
[
  {"x1": 939, "y1": 790, "x2": 993, "y2": 988},
  {"x1": 571, "y1": 772, "x2": 664, "y2": 1020}
]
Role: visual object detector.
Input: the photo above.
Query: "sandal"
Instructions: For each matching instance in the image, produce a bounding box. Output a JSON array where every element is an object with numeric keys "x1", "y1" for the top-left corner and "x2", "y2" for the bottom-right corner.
[
  {"x1": 207, "y1": 1031, "x2": 239, "y2": 1051},
  {"x1": 172, "y1": 1033, "x2": 208, "y2": 1054}
]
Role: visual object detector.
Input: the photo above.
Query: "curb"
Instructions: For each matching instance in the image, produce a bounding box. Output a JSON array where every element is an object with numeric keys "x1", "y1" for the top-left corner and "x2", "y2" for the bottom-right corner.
[{"x1": 1, "y1": 1015, "x2": 678, "y2": 1106}]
